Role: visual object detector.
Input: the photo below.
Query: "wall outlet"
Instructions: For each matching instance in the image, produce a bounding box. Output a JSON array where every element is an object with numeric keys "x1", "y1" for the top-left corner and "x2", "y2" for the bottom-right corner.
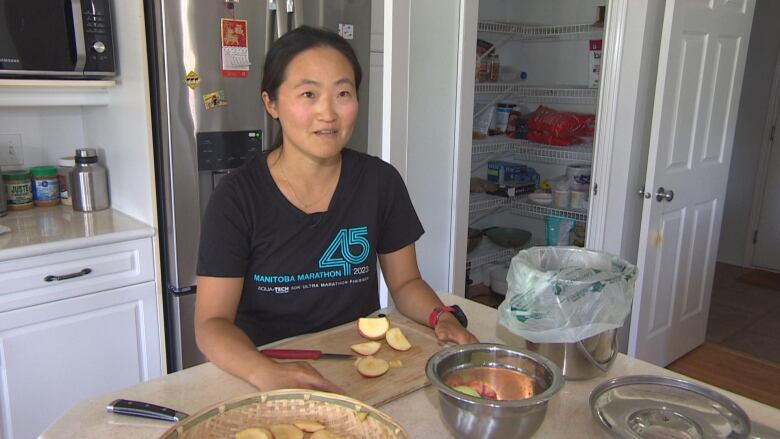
[{"x1": 0, "y1": 133, "x2": 23, "y2": 166}]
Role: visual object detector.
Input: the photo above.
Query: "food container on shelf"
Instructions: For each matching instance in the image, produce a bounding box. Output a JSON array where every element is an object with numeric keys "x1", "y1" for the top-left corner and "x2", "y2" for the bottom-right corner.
[{"x1": 566, "y1": 164, "x2": 591, "y2": 186}]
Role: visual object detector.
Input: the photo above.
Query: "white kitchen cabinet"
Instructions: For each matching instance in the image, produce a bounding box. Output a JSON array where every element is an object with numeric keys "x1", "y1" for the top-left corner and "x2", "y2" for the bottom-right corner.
[{"x1": 0, "y1": 237, "x2": 161, "y2": 439}]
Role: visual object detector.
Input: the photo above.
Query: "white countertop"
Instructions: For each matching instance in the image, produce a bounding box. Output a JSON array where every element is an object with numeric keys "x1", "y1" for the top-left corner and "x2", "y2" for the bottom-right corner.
[
  {"x1": 0, "y1": 205, "x2": 154, "y2": 261},
  {"x1": 41, "y1": 294, "x2": 780, "y2": 438}
]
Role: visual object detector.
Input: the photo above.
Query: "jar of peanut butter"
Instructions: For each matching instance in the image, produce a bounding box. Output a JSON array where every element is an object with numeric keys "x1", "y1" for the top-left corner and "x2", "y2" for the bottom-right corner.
[
  {"x1": 30, "y1": 166, "x2": 60, "y2": 207},
  {"x1": 2, "y1": 169, "x2": 34, "y2": 211}
]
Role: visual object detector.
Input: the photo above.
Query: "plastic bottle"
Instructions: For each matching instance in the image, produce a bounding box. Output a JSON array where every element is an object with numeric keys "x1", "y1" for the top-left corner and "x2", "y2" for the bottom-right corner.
[{"x1": 489, "y1": 53, "x2": 500, "y2": 82}]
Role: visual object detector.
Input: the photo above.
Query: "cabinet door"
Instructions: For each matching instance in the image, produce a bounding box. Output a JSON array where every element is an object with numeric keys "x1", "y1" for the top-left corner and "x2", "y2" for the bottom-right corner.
[{"x1": 0, "y1": 282, "x2": 162, "y2": 439}]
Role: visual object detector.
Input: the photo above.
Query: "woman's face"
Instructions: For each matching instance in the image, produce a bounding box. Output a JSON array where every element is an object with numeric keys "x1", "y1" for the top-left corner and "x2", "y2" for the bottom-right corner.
[{"x1": 263, "y1": 46, "x2": 358, "y2": 161}]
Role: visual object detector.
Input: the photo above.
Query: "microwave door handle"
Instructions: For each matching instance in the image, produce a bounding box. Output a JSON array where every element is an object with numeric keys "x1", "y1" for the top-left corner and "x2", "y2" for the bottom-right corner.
[{"x1": 70, "y1": 0, "x2": 86, "y2": 72}]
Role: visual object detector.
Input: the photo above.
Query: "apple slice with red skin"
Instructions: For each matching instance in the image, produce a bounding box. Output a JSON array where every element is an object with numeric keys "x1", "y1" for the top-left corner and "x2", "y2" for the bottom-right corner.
[
  {"x1": 385, "y1": 327, "x2": 412, "y2": 351},
  {"x1": 468, "y1": 380, "x2": 498, "y2": 400},
  {"x1": 350, "y1": 341, "x2": 381, "y2": 356},
  {"x1": 356, "y1": 317, "x2": 390, "y2": 340},
  {"x1": 356, "y1": 356, "x2": 390, "y2": 377}
]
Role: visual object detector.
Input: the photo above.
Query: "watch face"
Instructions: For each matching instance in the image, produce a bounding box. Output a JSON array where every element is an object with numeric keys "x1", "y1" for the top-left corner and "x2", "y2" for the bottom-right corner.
[{"x1": 451, "y1": 305, "x2": 468, "y2": 328}]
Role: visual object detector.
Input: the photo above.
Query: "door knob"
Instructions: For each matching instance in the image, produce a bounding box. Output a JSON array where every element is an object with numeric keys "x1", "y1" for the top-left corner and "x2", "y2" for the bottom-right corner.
[
  {"x1": 655, "y1": 187, "x2": 674, "y2": 202},
  {"x1": 638, "y1": 186, "x2": 651, "y2": 199}
]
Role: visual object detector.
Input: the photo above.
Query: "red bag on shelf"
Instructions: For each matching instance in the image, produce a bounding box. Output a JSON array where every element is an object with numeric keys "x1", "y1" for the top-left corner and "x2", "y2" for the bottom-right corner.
[
  {"x1": 527, "y1": 129, "x2": 580, "y2": 146},
  {"x1": 528, "y1": 105, "x2": 595, "y2": 139}
]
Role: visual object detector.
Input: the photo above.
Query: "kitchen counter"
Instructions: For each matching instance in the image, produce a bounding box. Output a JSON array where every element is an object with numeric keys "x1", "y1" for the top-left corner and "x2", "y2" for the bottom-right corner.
[
  {"x1": 42, "y1": 294, "x2": 780, "y2": 438},
  {"x1": 0, "y1": 205, "x2": 154, "y2": 261}
]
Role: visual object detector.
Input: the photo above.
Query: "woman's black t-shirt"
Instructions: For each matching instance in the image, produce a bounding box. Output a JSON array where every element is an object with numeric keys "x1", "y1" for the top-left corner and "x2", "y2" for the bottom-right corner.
[{"x1": 196, "y1": 149, "x2": 424, "y2": 346}]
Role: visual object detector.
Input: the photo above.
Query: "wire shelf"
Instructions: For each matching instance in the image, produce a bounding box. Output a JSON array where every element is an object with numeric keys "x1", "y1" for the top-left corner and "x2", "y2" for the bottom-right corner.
[
  {"x1": 478, "y1": 21, "x2": 604, "y2": 41},
  {"x1": 466, "y1": 248, "x2": 515, "y2": 270},
  {"x1": 510, "y1": 197, "x2": 589, "y2": 223},
  {"x1": 472, "y1": 137, "x2": 593, "y2": 163},
  {"x1": 469, "y1": 193, "x2": 509, "y2": 214},
  {"x1": 474, "y1": 84, "x2": 598, "y2": 104}
]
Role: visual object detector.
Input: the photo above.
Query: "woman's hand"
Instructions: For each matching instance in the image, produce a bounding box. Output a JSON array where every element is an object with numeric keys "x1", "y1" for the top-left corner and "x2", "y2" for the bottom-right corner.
[
  {"x1": 434, "y1": 312, "x2": 479, "y2": 345},
  {"x1": 249, "y1": 361, "x2": 344, "y2": 394}
]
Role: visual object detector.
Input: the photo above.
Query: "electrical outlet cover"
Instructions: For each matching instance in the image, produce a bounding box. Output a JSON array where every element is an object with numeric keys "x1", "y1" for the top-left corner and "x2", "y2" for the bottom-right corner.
[{"x1": 0, "y1": 133, "x2": 23, "y2": 165}]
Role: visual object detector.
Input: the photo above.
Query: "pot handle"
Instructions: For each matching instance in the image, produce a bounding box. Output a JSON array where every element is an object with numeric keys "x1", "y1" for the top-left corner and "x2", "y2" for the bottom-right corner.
[{"x1": 576, "y1": 332, "x2": 618, "y2": 373}]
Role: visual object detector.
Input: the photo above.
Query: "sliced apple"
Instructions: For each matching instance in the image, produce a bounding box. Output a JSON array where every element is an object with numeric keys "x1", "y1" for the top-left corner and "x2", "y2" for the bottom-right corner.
[
  {"x1": 468, "y1": 380, "x2": 498, "y2": 400},
  {"x1": 350, "y1": 340, "x2": 382, "y2": 356},
  {"x1": 269, "y1": 423, "x2": 304, "y2": 439},
  {"x1": 235, "y1": 427, "x2": 273, "y2": 439},
  {"x1": 452, "y1": 385, "x2": 481, "y2": 398},
  {"x1": 292, "y1": 420, "x2": 324, "y2": 433},
  {"x1": 385, "y1": 327, "x2": 411, "y2": 351},
  {"x1": 357, "y1": 317, "x2": 390, "y2": 340},
  {"x1": 311, "y1": 430, "x2": 346, "y2": 439},
  {"x1": 388, "y1": 359, "x2": 403, "y2": 368},
  {"x1": 356, "y1": 356, "x2": 389, "y2": 378}
]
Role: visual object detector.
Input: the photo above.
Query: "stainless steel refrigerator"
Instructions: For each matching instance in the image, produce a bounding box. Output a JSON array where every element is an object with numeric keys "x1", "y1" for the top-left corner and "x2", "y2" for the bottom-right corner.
[{"x1": 144, "y1": 0, "x2": 372, "y2": 371}]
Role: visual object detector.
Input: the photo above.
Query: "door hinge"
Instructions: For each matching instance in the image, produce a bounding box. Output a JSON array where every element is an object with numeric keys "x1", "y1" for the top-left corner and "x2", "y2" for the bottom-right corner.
[
  {"x1": 753, "y1": 230, "x2": 758, "y2": 244},
  {"x1": 771, "y1": 125, "x2": 776, "y2": 142}
]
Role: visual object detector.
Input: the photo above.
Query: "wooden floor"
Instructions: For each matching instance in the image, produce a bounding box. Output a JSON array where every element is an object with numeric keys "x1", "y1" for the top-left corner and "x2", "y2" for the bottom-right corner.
[{"x1": 667, "y1": 342, "x2": 780, "y2": 410}]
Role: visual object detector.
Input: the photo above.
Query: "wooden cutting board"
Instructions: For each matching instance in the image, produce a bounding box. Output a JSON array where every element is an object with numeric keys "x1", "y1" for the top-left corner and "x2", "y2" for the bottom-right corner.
[{"x1": 270, "y1": 312, "x2": 446, "y2": 407}]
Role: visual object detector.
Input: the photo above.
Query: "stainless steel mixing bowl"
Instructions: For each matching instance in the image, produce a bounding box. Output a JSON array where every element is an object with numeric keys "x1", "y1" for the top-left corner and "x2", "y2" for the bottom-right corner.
[{"x1": 426, "y1": 343, "x2": 564, "y2": 439}]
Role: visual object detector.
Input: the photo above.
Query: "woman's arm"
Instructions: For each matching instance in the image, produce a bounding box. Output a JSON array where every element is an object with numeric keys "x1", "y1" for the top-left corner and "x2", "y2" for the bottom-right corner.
[
  {"x1": 378, "y1": 244, "x2": 478, "y2": 344},
  {"x1": 194, "y1": 276, "x2": 342, "y2": 392}
]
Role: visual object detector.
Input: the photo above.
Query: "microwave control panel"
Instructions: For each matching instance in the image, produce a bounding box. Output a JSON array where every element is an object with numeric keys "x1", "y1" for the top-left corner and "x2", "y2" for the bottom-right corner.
[{"x1": 82, "y1": 0, "x2": 116, "y2": 76}]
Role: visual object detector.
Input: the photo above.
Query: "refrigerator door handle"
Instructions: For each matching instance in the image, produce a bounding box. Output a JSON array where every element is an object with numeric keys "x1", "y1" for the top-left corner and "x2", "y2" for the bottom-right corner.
[
  {"x1": 292, "y1": 0, "x2": 304, "y2": 28},
  {"x1": 275, "y1": 0, "x2": 288, "y2": 39}
]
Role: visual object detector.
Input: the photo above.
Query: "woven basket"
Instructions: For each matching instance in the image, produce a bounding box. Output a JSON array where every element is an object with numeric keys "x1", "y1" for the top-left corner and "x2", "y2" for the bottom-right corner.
[{"x1": 159, "y1": 389, "x2": 408, "y2": 439}]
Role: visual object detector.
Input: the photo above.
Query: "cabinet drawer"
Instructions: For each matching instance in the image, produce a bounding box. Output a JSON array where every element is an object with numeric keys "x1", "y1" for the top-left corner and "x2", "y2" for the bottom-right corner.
[{"x1": 0, "y1": 238, "x2": 154, "y2": 312}]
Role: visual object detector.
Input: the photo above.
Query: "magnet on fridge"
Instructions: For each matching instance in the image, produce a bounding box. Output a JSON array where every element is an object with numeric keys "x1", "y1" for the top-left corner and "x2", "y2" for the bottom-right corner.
[
  {"x1": 185, "y1": 71, "x2": 201, "y2": 89},
  {"x1": 338, "y1": 23, "x2": 354, "y2": 40},
  {"x1": 203, "y1": 90, "x2": 228, "y2": 109}
]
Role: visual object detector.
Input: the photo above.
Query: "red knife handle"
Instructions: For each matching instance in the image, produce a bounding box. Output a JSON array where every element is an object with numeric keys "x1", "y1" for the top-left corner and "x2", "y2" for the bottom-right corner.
[{"x1": 261, "y1": 349, "x2": 322, "y2": 360}]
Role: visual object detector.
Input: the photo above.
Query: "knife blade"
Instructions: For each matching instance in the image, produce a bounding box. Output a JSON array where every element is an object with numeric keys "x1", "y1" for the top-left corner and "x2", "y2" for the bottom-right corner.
[
  {"x1": 260, "y1": 348, "x2": 355, "y2": 360},
  {"x1": 106, "y1": 399, "x2": 188, "y2": 422}
]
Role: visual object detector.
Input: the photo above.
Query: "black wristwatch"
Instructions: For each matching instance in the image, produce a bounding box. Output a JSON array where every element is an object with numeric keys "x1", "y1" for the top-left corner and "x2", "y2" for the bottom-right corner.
[{"x1": 429, "y1": 304, "x2": 468, "y2": 329}]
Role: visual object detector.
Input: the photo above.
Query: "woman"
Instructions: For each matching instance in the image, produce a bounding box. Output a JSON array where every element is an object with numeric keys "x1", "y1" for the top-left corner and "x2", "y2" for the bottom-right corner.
[{"x1": 195, "y1": 26, "x2": 477, "y2": 393}]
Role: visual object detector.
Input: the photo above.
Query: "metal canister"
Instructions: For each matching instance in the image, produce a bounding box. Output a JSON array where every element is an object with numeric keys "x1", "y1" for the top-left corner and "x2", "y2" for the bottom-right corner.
[{"x1": 71, "y1": 148, "x2": 110, "y2": 212}]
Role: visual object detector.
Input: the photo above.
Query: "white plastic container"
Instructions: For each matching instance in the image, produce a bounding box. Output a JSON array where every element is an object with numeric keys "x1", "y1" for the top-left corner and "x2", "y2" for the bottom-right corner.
[
  {"x1": 553, "y1": 188, "x2": 570, "y2": 208},
  {"x1": 570, "y1": 188, "x2": 589, "y2": 210},
  {"x1": 57, "y1": 156, "x2": 75, "y2": 206}
]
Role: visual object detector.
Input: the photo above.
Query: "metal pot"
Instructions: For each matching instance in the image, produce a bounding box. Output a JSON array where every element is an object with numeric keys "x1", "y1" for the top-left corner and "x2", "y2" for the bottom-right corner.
[
  {"x1": 426, "y1": 343, "x2": 563, "y2": 439},
  {"x1": 526, "y1": 329, "x2": 618, "y2": 381}
]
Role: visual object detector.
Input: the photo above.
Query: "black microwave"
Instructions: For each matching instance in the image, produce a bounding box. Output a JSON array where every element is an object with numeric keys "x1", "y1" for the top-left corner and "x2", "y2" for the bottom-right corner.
[{"x1": 0, "y1": 0, "x2": 116, "y2": 78}]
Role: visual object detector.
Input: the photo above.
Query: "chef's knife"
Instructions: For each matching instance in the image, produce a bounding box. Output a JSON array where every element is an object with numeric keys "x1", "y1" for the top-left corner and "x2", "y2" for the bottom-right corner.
[
  {"x1": 106, "y1": 399, "x2": 188, "y2": 422},
  {"x1": 260, "y1": 348, "x2": 355, "y2": 360}
]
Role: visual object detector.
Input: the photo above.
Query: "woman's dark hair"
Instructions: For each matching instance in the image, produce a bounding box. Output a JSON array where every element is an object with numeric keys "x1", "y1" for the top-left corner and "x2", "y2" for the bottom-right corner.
[{"x1": 262, "y1": 25, "x2": 362, "y2": 150}]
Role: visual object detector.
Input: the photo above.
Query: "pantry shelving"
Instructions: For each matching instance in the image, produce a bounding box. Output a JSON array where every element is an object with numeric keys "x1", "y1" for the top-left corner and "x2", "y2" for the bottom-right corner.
[
  {"x1": 471, "y1": 136, "x2": 593, "y2": 163},
  {"x1": 466, "y1": 10, "x2": 601, "y2": 291},
  {"x1": 478, "y1": 21, "x2": 603, "y2": 41}
]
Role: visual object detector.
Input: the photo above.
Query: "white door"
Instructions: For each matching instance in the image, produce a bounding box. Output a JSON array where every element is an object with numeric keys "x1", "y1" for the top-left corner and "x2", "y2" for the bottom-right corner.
[
  {"x1": 753, "y1": 115, "x2": 780, "y2": 271},
  {"x1": 628, "y1": 0, "x2": 756, "y2": 366}
]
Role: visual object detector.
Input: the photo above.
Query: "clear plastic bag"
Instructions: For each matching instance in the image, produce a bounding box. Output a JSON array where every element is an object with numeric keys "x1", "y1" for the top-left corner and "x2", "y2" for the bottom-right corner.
[{"x1": 498, "y1": 246, "x2": 637, "y2": 343}]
